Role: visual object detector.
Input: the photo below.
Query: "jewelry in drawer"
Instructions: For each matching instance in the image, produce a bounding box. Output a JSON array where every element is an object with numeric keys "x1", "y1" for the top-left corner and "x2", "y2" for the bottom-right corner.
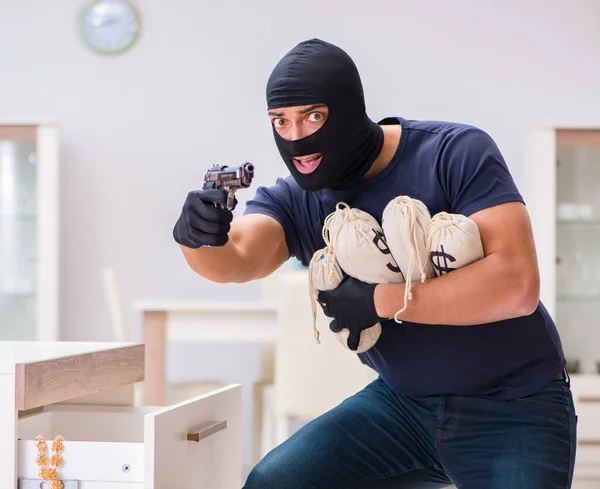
[{"x1": 17, "y1": 384, "x2": 242, "y2": 489}]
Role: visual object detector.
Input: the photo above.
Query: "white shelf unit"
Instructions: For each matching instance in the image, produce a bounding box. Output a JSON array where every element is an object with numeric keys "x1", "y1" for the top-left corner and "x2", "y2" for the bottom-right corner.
[
  {"x1": 530, "y1": 126, "x2": 600, "y2": 483},
  {"x1": 530, "y1": 127, "x2": 600, "y2": 374},
  {"x1": 0, "y1": 124, "x2": 59, "y2": 341}
]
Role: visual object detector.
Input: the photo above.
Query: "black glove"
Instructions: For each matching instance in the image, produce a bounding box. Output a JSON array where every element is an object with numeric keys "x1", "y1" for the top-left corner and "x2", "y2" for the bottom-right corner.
[
  {"x1": 317, "y1": 275, "x2": 383, "y2": 351},
  {"x1": 173, "y1": 189, "x2": 236, "y2": 248}
]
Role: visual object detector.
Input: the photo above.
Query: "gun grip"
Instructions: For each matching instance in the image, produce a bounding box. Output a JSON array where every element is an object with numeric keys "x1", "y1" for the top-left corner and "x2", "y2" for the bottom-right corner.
[{"x1": 226, "y1": 189, "x2": 236, "y2": 210}]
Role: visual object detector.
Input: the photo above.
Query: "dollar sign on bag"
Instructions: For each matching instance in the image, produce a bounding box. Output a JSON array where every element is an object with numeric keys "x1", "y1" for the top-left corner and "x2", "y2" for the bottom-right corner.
[
  {"x1": 372, "y1": 229, "x2": 403, "y2": 274},
  {"x1": 430, "y1": 245, "x2": 456, "y2": 275}
]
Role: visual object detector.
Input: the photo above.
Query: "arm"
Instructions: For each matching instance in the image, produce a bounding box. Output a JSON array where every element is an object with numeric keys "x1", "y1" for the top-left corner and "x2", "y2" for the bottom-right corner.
[
  {"x1": 175, "y1": 177, "x2": 299, "y2": 284},
  {"x1": 181, "y1": 213, "x2": 289, "y2": 284},
  {"x1": 375, "y1": 126, "x2": 539, "y2": 325},
  {"x1": 374, "y1": 201, "x2": 540, "y2": 324}
]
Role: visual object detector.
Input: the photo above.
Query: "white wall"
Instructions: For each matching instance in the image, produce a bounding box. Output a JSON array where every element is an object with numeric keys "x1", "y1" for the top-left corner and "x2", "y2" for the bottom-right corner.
[{"x1": 1, "y1": 0, "x2": 600, "y2": 340}]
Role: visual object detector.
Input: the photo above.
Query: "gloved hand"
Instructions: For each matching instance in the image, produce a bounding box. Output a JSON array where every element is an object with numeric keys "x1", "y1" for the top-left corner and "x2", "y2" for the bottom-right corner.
[
  {"x1": 317, "y1": 275, "x2": 384, "y2": 351},
  {"x1": 173, "y1": 189, "x2": 236, "y2": 248}
]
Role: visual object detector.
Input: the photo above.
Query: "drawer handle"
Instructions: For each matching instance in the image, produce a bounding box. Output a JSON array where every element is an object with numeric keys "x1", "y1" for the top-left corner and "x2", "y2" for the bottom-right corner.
[{"x1": 187, "y1": 420, "x2": 227, "y2": 442}]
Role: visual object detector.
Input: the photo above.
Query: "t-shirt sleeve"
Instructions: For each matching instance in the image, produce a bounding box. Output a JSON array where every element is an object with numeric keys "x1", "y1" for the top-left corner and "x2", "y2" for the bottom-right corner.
[
  {"x1": 243, "y1": 177, "x2": 300, "y2": 260},
  {"x1": 438, "y1": 126, "x2": 524, "y2": 217}
]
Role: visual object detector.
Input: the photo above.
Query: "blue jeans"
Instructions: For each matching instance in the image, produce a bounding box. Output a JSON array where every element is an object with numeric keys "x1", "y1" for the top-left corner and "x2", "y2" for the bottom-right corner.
[{"x1": 243, "y1": 376, "x2": 577, "y2": 488}]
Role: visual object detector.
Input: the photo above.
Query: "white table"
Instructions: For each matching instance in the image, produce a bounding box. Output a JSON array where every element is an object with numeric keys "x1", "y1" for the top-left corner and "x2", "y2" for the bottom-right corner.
[
  {"x1": 133, "y1": 299, "x2": 279, "y2": 406},
  {"x1": 133, "y1": 299, "x2": 280, "y2": 470}
]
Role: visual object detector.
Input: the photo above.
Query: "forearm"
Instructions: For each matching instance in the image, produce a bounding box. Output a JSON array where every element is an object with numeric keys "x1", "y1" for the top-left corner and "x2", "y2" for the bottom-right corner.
[
  {"x1": 180, "y1": 241, "x2": 247, "y2": 283},
  {"x1": 180, "y1": 216, "x2": 289, "y2": 284},
  {"x1": 374, "y1": 253, "x2": 540, "y2": 325}
]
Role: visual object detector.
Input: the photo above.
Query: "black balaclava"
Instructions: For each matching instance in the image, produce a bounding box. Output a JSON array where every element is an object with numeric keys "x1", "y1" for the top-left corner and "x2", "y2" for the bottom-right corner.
[{"x1": 266, "y1": 39, "x2": 384, "y2": 192}]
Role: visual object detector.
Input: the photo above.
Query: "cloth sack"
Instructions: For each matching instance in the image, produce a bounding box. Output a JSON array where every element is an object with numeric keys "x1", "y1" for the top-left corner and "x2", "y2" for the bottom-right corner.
[
  {"x1": 308, "y1": 201, "x2": 403, "y2": 353},
  {"x1": 426, "y1": 211, "x2": 484, "y2": 277},
  {"x1": 382, "y1": 196, "x2": 436, "y2": 320},
  {"x1": 323, "y1": 202, "x2": 405, "y2": 285},
  {"x1": 308, "y1": 247, "x2": 381, "y2": 354}
]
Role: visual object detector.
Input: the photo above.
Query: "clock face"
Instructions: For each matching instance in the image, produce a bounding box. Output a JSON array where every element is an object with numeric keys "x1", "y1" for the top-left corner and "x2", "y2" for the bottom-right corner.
[{"x1": 80, "y1": 0, "x2": 141, "y2": 55}]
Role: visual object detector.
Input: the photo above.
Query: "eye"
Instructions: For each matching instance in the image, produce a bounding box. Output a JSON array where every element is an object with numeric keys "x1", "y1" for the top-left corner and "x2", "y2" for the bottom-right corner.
[
  {"x1": 307, "y1": 112, "x2": 325, "y2": 123},
  {"x1": 272, "y1": 118, "x2": 287, "y2": 128}
]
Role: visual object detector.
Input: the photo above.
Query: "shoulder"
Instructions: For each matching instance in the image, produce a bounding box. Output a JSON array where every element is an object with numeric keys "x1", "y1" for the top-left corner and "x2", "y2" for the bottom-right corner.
[
  {"x1": 400, "y1": 119, "x2": 503, "y2": 170},
  {"x1": 400, "y1": 117, "x2": 494, "y2": 148},
  {"x1": 386, "y1": 117, "x2": 499, "y2": 163}
]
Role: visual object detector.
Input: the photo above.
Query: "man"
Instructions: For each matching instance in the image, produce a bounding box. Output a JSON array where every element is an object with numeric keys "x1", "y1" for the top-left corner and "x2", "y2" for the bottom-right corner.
[{"x1": 173, "y1": 39, "x2": 576, "y2": 488}]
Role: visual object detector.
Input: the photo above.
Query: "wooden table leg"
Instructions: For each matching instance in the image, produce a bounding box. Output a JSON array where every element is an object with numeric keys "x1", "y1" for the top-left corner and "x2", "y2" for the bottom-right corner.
[{"x1": 141, "y1": 311, "x2": 167, "y2": 406}]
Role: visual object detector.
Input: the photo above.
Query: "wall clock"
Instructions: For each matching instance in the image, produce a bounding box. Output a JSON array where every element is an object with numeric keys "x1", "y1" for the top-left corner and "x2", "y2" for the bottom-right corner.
[{"x1": 79, "y1": 0, "x2": 141, "y2": 55}]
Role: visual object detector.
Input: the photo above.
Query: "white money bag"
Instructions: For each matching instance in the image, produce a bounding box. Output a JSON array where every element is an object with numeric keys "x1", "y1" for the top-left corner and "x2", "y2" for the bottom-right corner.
[
  {"x1": 426, "y1": 212, "x2": 484, "y2": 277},
  {"x1": 308, "y1": 247, "x2": 382, "y2": 354},
  {"x1": 322, "y1": 202, "x2": 405, "y2": 285},
  {"x1": 382, "y1": 196, "x2": 436, "y2": 320}
]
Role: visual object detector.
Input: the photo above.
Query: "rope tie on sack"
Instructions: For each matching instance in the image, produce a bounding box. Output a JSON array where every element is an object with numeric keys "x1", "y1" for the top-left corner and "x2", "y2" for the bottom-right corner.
[
  {"x1": 393, "y1": 196, "x2": 430, "y2": 323},
  {"x1": 308, "y1": 248, "x2": 327, "y2": 344},
  {"x1": 322, "y1": 202, "x2": 375, "y2": 283},
  {"x1": 424, "y1": 212, "x2": 454, "y2": 261}
]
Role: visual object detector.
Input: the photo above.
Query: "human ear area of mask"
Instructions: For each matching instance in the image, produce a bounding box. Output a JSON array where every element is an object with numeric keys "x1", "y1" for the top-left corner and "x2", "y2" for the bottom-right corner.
[{"x1": 266, "y1": 38, "x2": 384, "y2": 192}]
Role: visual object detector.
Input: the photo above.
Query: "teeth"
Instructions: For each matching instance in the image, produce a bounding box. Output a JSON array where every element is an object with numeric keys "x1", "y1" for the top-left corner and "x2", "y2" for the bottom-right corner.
[{"x1": 297, "y1": 155, "x2": 321, "y2": 164}]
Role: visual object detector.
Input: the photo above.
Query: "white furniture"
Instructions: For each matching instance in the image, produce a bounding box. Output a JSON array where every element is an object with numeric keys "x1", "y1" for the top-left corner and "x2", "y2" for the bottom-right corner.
[
  {"x1": 530, "y1": 127, "x2": 600, "y2": 374},
  {"x1": 133, "y1": 298, "x2": 278, "y2": 469},
  {"x1": 0, "y1": 124, "x2": 60, "y2": 341},
  {"x1": 132, "y1": 299, "x2": 278, "y2": 406},
  {"x1": 526, "y1": 126, "x2": 600, "y2": 486},
  {"x1": 102, "y1": 267, "x2": 227, "y2": 407},
  {"x1": 0, "y1": 341, "x2": 242, "y2": 489},
  {"x1": 529, "y1": 127, "x2": 600, "y2": 483}
]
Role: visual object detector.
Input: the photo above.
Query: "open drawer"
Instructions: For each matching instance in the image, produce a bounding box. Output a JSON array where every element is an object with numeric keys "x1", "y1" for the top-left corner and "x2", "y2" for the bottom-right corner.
[{"x1": 17, "y1": 384, "x2": 242, "y2": 489}]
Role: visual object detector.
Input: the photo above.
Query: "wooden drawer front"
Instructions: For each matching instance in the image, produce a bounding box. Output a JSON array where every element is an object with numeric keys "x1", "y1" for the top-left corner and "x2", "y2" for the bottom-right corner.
[
  {"x1": 15, "y1": 344, "x2": 144, "y2": 411},
  {"x1": 18, "y1": 384, "x2": 242, "y2": 488},
  {"x1": 146, "y1": 384, "x2": 242, "y2": 489}
]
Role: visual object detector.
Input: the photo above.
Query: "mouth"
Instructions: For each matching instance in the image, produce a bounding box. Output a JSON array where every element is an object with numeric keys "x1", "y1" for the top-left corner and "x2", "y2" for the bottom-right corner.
[{"x1": 292, "y1": 153, "x2": 322, "y2": 174}]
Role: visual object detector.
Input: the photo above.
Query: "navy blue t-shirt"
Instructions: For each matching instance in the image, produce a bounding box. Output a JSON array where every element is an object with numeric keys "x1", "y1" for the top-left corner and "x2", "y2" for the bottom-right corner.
[{"x1": 244, "y1": 117, "x2": 566, "y2": 400}]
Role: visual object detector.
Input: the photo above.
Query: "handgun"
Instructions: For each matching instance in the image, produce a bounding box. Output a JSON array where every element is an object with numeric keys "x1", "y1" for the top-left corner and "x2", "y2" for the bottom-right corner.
[{"x1": 202, "y1": 162, "x2": 255, "y2": 210}]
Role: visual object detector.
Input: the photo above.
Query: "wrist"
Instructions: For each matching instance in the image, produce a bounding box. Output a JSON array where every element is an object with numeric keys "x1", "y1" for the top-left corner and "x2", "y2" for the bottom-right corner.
[
  {"x1": 373, "y1": 283, "x2": 388, "y2": 318},
  {"x1": 374, "y1": 283, "x2": 405, "y2": 319}
]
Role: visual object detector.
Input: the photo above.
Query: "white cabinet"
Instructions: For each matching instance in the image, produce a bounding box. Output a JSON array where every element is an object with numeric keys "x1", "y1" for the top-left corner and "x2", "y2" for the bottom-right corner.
[
  {"x1": 0, "y1": 341, "x2": 242, "y2": 489},
  {"x1": 530, "y1": 128, "x2": 600, "y2": 374},
  {"x1": 555, "y1": 132, "x2": 600, "y2": 375},
  {"x1": 530, "y1": 128, "x2": 600, "y2": 482},
  {"x1": 18, "y1": 387, "x2": 242, "y2": 488},
  {"x1": 0, "y1": 124, "x2": 59, "y2": 341}
]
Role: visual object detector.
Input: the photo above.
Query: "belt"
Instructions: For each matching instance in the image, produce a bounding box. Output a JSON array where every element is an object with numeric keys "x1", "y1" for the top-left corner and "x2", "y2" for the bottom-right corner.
[{"x1": 555, "y1": 369, "x2": 567, "y2": 381}]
